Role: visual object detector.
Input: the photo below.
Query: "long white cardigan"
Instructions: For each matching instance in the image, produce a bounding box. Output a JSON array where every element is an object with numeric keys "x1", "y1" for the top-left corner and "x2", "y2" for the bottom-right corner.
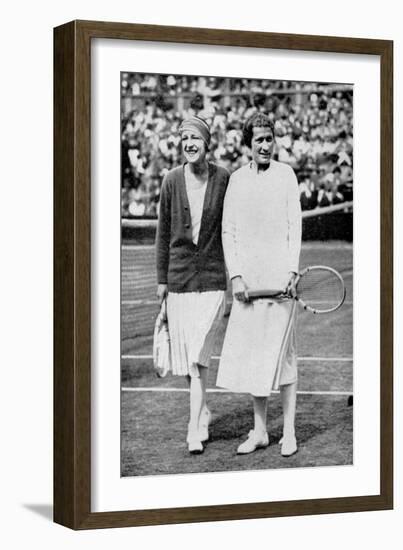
[
  {"x1": 217, "y1": 160, "x2": 302, "y2": 396},
  {"x1": 222, "y1": 159, "x2": 301, "y2": 290}
]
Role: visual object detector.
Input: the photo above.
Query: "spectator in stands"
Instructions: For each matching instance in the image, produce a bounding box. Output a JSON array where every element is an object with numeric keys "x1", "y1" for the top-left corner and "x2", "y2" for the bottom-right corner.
[
  {"x1": 156, "y1": 116, "x2": 230, "y2": 454},
  {"x1": 317, "y1": 183, "x2": 333, "y2": 207},
  {"x1": 299, "y1": 176, "x2": 318, "y2": 210},
  {"x1": 121, "y1": 74, "x2": 353, "y2": 215}
]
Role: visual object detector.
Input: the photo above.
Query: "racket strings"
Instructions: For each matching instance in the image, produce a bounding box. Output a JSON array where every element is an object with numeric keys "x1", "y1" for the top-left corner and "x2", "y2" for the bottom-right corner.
[{"x1": 296, "y1": 269, "x2": 345, "y2": 312}]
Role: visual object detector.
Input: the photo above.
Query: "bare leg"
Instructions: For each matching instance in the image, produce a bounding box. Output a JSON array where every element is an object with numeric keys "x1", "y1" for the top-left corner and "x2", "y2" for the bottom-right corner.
[
  {"x1": 198, "y1": 365, "x2": 209, "y2": 416},
  {"x1": 187, "y1": 365, "x2": 209, "y2": 452},
  {"x1": 280, "y1": 382, "x2": 297, "y2": 438},
  {"x1": 280, "y1": 382, "x2": 298, "y2": 456},
  {"x1": 188, "y1": 365, "x2": 209, "y2": 431},
  {"x1": 237, "y1": 395, "x2": 269, "y2": 454},
  {"x1": 198, "y1": 365, "x2": 211, "y2": 441},
  {"x1": 253, "y1": 396, "x2": 268, "y2": 435},
  {"x1": 188, "y1": 376, "x2": 203, "y2": 435}
]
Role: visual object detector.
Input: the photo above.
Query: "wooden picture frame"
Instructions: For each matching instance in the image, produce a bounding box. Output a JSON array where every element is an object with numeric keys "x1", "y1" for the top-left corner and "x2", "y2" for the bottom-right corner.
[{"x1": 54, "y1": 19, "x2": 393, "y2": 529}]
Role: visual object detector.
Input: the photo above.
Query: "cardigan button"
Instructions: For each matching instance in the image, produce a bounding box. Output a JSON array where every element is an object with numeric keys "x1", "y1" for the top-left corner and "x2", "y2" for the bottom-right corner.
[{"x1": 185, "y1": 224, "x2": 190, "y2": 228}]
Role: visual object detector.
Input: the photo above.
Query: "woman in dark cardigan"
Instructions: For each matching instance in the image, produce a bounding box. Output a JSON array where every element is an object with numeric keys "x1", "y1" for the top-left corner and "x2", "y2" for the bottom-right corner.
[{"x1": 156, "y1": 116, "x2": 229, "y2": 453}]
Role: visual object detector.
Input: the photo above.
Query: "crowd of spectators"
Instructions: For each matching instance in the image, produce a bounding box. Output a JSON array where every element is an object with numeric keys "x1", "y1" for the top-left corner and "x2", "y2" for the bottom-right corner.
[{"x1": 121, "y1": 73, "x2": 353, "y2": 217}]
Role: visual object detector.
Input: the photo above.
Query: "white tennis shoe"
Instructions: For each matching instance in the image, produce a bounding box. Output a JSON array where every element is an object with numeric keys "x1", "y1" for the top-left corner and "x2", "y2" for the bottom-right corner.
[
  {"x1": 237, "y1": 430, "x2": 269, "y2": 454},
  {"x1": 186, "y1": 425, "x2": 204, "y2": 454},
  {"x1": 280, "y1": 435, "x2": 298, "y2": 457}
]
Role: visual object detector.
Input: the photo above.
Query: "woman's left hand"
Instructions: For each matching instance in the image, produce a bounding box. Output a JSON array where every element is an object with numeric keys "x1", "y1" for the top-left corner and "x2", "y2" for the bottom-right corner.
[
  {"x1": 286, "y1": 272, "x2": 298, "y2": 298},
  {"x1": 157, "y1": 284, "x2": 168, "y2": 305},
  {"x1": 232, "y1": 276, "x2": 250, "y2": 303}
]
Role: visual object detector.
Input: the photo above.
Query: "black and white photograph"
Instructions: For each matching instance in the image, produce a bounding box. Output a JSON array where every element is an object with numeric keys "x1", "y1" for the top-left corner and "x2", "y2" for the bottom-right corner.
[
  {"x1": 120, "y1": 71, "x2": 353, "y2": 477},
  {"x1": 1, "y1": 0, "x2": 398, "y2": 541}
]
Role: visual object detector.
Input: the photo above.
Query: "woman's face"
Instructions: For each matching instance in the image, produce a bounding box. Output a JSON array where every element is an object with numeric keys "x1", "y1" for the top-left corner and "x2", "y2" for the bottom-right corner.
[
  {"x1": 250, "y1": 126, "x2": 274, "y2": 168},
  {"x1": 181, "y1": 129, "x2": 207, "y2": 164}
]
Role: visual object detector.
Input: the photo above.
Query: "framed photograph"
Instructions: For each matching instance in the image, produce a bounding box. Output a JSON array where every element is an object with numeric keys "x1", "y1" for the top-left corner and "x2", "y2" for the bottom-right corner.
[{"x1": 54, "y1": 20, "x2": 393, "y2": 529}]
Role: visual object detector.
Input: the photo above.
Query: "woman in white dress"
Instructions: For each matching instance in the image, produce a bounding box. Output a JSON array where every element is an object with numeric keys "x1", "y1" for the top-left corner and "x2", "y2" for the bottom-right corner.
[
  {"x1": 217, "y1": 113, "x2": 302, "y2": 457},
  {"x1": 156, "y1": 116, "x2": 229, "y2": 453}
]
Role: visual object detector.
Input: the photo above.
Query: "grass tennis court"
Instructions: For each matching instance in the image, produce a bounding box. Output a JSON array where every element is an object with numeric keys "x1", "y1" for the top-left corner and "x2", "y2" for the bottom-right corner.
[{"x1": 121, "y1": 241, "x2": 353, "y2": 477}]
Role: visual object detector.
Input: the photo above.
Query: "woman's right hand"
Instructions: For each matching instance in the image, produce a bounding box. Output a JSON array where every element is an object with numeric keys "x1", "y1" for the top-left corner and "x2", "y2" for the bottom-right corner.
[
  {"x1": 157, "y1": 284, "x2": 168, "y2": 306},
  {"x1": 231, "y1": 276, "x2": 249, "y2": 303}
]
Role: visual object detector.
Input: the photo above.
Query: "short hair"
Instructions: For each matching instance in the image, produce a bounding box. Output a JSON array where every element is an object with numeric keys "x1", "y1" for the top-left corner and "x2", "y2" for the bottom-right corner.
[{"x1": 242, "y1": 112, "x2": 275, "y2": 148}]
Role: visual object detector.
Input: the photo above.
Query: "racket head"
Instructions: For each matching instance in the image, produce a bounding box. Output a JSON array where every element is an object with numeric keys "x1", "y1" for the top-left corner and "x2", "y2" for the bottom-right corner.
[{"x1": 295, "y1": 265, "x2": 346, "y2": 314}]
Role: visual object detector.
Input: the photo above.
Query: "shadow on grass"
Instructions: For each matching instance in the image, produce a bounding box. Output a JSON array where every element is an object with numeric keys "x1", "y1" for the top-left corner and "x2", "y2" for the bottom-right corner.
[{"x1": 121, "y1": 391, "x2": 353, "y2": 477}]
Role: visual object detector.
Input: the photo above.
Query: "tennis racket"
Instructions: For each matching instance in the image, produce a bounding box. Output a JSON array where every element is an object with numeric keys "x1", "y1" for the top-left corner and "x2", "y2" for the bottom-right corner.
[{"x1": 247, "y1": 265, "x2": 346, "y2": 314}]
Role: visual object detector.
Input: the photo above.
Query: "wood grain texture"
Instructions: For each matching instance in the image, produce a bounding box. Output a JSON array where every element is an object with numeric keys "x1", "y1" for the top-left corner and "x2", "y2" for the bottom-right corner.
[
  {"x1": 54, "y1": 21, "x2": 77, "y2": 528},
  {"x1": 53, "y1": 19, "x2": 393, "y2": 530},
  {"x1": 380, "y1": 40, "x2": 393, "y2": 507},
  {"x1": 73, "y1": 19, "x2": 391, "y2": 54},
  {"x1": 54, "y1": 21, "x2": 92, "y2": 528}
]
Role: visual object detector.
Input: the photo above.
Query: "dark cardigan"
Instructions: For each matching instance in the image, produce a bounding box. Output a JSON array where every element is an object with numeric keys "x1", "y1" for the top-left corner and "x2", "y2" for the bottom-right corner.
[{"x1": 156, "y1": 162, "x2": 229, "y2": 292}]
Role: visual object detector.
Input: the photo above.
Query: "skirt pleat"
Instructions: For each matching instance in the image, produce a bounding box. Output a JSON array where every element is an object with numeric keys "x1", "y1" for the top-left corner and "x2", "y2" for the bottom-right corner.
[
  {"x1": 167, "y1": 291, "x2": 225, "y2": 377},
  {"x1": 217, "y1": 299, "x2": 297, "y2": 396}
]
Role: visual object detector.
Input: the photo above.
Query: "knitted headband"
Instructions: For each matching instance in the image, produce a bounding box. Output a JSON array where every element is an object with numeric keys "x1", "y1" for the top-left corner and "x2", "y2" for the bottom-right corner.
[{"x1": 179, "y1": 116, "x2": 211, "y2": 146}]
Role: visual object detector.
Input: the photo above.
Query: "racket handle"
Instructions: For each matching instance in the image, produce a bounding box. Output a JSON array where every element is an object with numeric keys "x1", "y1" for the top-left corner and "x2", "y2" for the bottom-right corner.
[{"x1": 248, "y1": 288, "x2": 286, "y2": 298}]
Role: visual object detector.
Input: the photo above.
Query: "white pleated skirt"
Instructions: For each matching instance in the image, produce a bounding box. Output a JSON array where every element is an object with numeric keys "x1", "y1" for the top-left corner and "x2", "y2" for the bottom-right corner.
[
  {"x1": 217, "y1": 299, "x2": 297, "y2": 396},
  {"x1": 166, "y1": 290, "x2": 225, "y2": 377}
]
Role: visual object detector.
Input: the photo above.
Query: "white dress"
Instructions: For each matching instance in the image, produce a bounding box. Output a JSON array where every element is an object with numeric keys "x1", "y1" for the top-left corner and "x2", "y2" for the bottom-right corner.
[
  {"x1": 217, "y1": 160, "x2": 302, "y2": 396},
  {"x1": 167, "y1": 180, "x2": 225, "y2": 378}
]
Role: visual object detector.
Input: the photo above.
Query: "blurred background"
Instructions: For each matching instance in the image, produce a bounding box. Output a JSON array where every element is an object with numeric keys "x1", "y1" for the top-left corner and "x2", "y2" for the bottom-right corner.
[{"x1": 121, "y1": 73, "x2": 353, "y2": 221}]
